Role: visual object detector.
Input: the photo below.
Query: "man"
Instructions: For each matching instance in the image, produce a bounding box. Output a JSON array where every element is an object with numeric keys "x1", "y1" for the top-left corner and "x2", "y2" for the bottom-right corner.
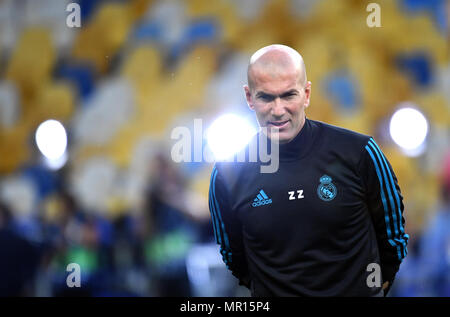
[{"x1": 208, "y1": 44, "x2": 409, "y2": 296}]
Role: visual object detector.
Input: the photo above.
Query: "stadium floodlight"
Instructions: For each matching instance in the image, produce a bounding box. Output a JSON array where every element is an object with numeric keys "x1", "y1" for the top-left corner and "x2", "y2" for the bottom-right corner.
[
  {"x1": 207, "y1": 114, "x2": 257, "y2": 161},
  {"x1": 35, "y1": 119, "x2": 68, "y2": 168},
  {"x1": 389, "y1": 105, "x2": 429, "y2": 157}
]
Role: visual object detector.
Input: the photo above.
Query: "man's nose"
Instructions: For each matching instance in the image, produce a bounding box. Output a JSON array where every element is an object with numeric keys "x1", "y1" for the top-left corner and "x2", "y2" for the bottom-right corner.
[{"x1": 271, "y1": 97, "x2": 286, "y2": 118}]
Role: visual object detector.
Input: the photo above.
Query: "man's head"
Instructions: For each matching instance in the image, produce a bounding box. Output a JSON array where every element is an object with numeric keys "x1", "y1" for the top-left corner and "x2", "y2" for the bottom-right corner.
[{"x1": 244, "y1": 44, "x2": 311, "y2": 144}]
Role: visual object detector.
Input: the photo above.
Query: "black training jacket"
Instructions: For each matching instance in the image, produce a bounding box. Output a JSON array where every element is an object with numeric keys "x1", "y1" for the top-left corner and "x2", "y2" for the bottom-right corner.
[{"x1": 208, "y1": 118, "x2": 409, "y2": 296}]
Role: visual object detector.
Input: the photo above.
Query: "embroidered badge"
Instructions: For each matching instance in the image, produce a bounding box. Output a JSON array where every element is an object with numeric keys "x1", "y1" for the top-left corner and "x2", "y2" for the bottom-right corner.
[{"x1": 317, "y1": 175, "x2": 337, "y2": 201}]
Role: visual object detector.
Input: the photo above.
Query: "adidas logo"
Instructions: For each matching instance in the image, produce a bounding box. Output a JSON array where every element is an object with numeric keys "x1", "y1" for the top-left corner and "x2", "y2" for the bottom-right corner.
[{"x1": 252, "y1": 189, "x2": 272, "y2": 207}]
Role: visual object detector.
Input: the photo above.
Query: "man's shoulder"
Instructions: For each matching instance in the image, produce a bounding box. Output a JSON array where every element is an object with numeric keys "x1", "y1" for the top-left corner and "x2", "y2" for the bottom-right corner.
[
  {"x1": 213, "y1": 159, "x2": 252, "y2": 186},
  {"x1": 310, "y1": 119, "x2": 371, "y2": 148},
  {"x1": 214, "y1": 160, "x2": 240, "y2": 175}
]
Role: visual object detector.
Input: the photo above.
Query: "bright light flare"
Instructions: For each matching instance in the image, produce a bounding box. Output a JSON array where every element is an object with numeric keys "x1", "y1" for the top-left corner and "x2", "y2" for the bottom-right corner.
[
  {"x1": 35, "y1": 119, "x2": 68, "y2": 162},
  {"x1": 207, "y1": 114, "x2": 257, "y2": 160},
  {"x1": 389, "y1": 106, "x2": 428, "y2": 156}
]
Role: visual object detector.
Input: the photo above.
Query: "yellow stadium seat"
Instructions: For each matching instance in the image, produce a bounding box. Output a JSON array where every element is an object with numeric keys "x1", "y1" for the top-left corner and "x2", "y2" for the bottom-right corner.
[
  {"x1": 32, "y1": 82, "x2": 75, "y2": 124},
  {"x1": 128, "y1": 0, "x2": 154, "y2": 21},
  {"x1": 72, "y1": 3, "x2": 133, "y2": 74},
  {"x1": 0, "y1": 122, "x2": 30, "y2": 173},
  {"x1": 70, "y1": 145, "x2": 111, "y2": 171},
  {"x1": 234, "y1": 0, "x2": 294, "y2": 53},
  {"x1": 121, "y1": 44, "x2": 163, "y2": 107},
  {"x1": 305, "y1": 91, "x2": 337, "y2": 125},
  {"x1": 166, "y1": 45, "x2": 217, "y2": 112},
  {"x1": 214, "y1": 4, "x2": 241, "y2": 46},
  {"x1": 186, "y1": 0, "x2": 227, "y2": 18},
  {"x1": 188, "y1": 167, "x2": 211, "y2": 201},
  {"x1": 233, "y1": 23, "x2": 280, "y2": 55},
  {"x1": 384, "y1": 145, "x2": 439, "y2": 228},
  {"x1": 108, "y1": 121, "x2": 143, "y2": 168},
  {"x1": 294, "y1": 36, "x2": 338, "y2": 85},
  {"x1": 332, "y1": 110, "x2": 375, "y2": 136},
  {"x1": 404, "y1": 15, "x2": 448, "y2": 66},
  {"x1": 415, "y1": 92, "x2": 450, "y2": 126},
  {"x1": 6, "y1": 28, "x2": 55, "y2": 102}
]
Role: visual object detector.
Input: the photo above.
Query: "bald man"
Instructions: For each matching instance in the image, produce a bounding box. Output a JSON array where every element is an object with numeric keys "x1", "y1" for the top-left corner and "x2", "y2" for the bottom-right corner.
[
  {"x1": 245, "y1": 45, "x2": 309, "y2": 144},
  {"x1": 208, "y1": 45, "x2": 409, "y2": 297}
]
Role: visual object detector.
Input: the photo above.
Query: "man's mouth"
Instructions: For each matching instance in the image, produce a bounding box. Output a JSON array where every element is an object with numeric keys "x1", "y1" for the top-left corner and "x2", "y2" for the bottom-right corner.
[{"x1": 267, "y1": 120, "x2": 289, "y2": 129}]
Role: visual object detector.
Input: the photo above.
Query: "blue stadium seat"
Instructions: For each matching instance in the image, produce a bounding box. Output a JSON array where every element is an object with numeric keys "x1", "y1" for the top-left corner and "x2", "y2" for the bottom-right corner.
[
  {"x1": 56, "y1": 62, "x2": 95, "y2": 102},
  {"x1": 395, "y1": 52, "x2": 433, "y2": 87},
  {"x1": 323, "y1": 70, "x2": 361, "y2": 112}
]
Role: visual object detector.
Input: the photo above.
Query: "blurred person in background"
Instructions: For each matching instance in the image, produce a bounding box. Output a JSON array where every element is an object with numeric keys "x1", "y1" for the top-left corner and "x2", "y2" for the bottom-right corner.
[
  {"x1": 41, "y1": 188, "x2": 116, "y2": 297},
  {"x1": 417, "y1": 154, "x2": 450, "y2": 296},
  {"x1": 0, "y1": 201, "x2": 42, "y2": 296},
  {"x1": 46, "y1": 190, "x2": 98, "y2": 296},
  {"x1": 144, "y1": 153, "x2": 211, "y2": 296},
  {"x1": 387, "y1": 222, "x2": 424, "y2": 297}
]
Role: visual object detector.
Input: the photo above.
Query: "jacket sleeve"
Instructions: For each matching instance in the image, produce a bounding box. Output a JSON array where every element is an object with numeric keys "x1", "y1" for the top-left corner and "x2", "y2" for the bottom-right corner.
[
  {"x1": 208, "y1": 165, "x2": 251, "y2": 288},
  {"x1": 359, "y1": 137, "x2": 409, "y2": 295}
]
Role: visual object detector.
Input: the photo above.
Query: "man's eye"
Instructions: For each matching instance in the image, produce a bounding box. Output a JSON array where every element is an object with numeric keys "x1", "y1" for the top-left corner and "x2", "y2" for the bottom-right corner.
[
  {"x1": 260, "y1": 95, "x2": 274, "y2": 102},
  {"x1": 283, "y1": 94, "x2": 295, "y2": 100}
]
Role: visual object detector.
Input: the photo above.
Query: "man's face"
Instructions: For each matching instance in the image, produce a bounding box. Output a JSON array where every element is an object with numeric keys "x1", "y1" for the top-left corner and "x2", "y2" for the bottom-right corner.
[{"x1": 245, "y1": 69, "x2": 311, "y2": 144}]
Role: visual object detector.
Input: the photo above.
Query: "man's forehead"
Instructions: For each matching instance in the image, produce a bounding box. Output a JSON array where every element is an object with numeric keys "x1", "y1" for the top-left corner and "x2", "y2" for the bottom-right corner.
[
  {"x1": 251, "y1": 66, "x2": 298, "y2": 81},
  {"x1": 248, "y1": 46, "x2": 307, "y2": 90},
  {"x1": 251, "y1": 69, "x2": 301, "y2": 93}
]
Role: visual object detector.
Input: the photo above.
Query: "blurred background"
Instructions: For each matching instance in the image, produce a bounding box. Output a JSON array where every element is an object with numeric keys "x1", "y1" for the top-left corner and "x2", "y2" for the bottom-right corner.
[{"x1": 0, "y1": 0, "x2": 448, "y2": 297}]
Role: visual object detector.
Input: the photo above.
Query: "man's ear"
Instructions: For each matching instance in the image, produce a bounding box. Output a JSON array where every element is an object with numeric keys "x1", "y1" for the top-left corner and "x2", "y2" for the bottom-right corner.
[
  {"x1": 304, "y1": 81, "x2": 312, "y2": 108},
  {"x1": 244, "y1": 85, "x2": 254, "y2": 110}
]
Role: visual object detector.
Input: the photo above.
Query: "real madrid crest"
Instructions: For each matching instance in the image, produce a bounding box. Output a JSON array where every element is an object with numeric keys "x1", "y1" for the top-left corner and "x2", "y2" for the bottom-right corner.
[{"x1": 317, "y1": 175, "x2": 337, "y2": 201}]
